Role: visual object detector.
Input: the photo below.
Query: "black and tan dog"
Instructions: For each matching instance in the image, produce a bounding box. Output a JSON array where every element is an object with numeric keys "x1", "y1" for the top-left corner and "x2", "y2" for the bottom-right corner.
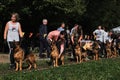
[
  {"x1": 74, "y1": 42, "x2": 92, "y2": 63},
  {"x1": 50, "y1": 41, "x2": 64, "y2": 67},
  {"x1": 50, "y1": 42, "x2": 59, "y2": 67},
  {"x1": 105, "y1": 41, "x2": 112, "y2": 58},
  {"x1": 92, "y1": 41, "x2": 100, "y2": 60},
  {"x1": 14, "y1": 42, "x2": 37, "y2": 71},
  {"x1": 74, "y1": 44, "x2": 82, "y2": 63},
  {"x1": 111, "y1": 42, "x2": 118, "y2": 58}
]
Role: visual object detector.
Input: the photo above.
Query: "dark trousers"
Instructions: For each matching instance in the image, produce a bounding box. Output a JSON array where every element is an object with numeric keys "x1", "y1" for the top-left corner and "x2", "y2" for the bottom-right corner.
[
  {"x1": 71, "y1": 44, "x2": 76, "y2": 59},
  {"x1": 39, "y1": 38, "x2": 51, "y2": 57},
  {"x1": 96, "y1": 40, "x2": 106, "y2": 57},
  {"x1": 8, "y1": 42, "x2": 15, "y2": 66}
]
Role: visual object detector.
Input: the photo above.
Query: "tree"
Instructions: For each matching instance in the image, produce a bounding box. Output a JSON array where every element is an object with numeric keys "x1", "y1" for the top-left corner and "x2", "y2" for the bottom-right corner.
[{"x1": 84, "y1": 0, "x2": 120, "y2": 31}]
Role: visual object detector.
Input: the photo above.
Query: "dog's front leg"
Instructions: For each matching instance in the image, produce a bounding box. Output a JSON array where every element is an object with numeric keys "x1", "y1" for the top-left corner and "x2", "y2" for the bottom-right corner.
[
  {"x1": 96, "y1": 54, "x2": 99, "y2": 60},
  {"x1": 34, "y1": 63, "x2": 37, "y2": 69},
  {"x1": 79, "y1": 54, "x2": 82, "y2": 63},
  {"x1": 15, "y1": 61, "x2": 19, "y2": 71},
  {"x1": 61, "y1": 55, "x2": 64, "y2": 65},
  {"x1": 28, "y1": 63, "x2": 32, "y2": 70},
  {"x1": 19, "y1": 60, "x2": 22, "y2": 71},
  {"x1": 76, "y1": 56, "x2": 78, "y2": 63},
  {"x1": 55, "y1": 58, "x2": 58, "y2": 67},
  {"x1": 53, "y1": 59, "x2": 56, "y2": 67}
]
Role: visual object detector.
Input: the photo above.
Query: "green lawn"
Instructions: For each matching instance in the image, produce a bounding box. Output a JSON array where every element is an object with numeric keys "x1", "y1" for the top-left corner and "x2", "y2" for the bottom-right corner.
[{"x1": 0, "y1": 58, "x2": 120, "y2": 80}]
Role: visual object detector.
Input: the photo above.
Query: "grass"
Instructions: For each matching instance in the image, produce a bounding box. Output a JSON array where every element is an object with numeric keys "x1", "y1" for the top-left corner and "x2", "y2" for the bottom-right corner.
[{"x1": 0, "y1": 57, "x2": 120, "y2": 80}]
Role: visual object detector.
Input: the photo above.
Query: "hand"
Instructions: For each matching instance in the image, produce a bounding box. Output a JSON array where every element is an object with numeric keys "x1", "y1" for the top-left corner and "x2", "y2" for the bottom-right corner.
[
  {"x1": 44, "y1": 34, "x2": 47, "y2": 38},
  {"x1": 4, "y1": 39, "x2": 7, "y2": 45},
  {"x1": 58, "y1": 54, "x2": 61, "y2": 58},
  {"x1": 72, "y1": 41, "x2": 74, "y2": 45},
  {"x1": 78, "y1": 40, "x2": 81, "y2": 43},
  {"x1": 20, "y1": 37, "x2": 24, "y2": 42}
]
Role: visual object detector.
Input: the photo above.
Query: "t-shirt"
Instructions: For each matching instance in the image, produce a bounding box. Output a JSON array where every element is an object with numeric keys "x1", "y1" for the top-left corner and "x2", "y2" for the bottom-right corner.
[
  {"x1": 70, "y1": 27, "x2": 83, "y2": 42},
  {"x1": 57, "y1": 27, "x2": 64, "y2": 32},
  {"x1": 93, "y1": 29, "x2": 105, "y2": 42},
  {"x1": 7, "y1": 21, "x2": 20, "y2": 42}
]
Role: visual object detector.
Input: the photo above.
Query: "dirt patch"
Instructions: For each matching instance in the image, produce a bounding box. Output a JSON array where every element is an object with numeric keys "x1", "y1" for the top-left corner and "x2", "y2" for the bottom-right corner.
[{"x1": 0, "y1": 54, "x2": 9, "y2": 63}]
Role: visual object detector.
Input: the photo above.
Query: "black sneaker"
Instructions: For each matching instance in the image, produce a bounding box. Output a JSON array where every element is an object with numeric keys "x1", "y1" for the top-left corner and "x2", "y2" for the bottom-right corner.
[{"x1": 9, "y1": 64, "x2": 15, "y2": 70}]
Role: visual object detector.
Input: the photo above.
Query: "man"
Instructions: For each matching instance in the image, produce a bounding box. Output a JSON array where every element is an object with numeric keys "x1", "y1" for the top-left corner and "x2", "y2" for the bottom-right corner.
[
  {"x1": 39, "y1": 19, "x2": 50, "y2": 58},
  {"x1": 70, "y1": 24, "x2": 83, "y2": 45},
  {"x1": 93, "y1": 26, "x2": 105, "y2": 42},
  {"x1": 93, "y1": 26, "x2": 105, "y2": 57},
  {"x1": 70, "y1": 24, "x2": 83, "y2": 59},
  {"x1": 57, "y1": 22, "x2": 65, "y2": 32},
  {"x1": 47, "y1": 30, "x2": 66, "y2": 58}
]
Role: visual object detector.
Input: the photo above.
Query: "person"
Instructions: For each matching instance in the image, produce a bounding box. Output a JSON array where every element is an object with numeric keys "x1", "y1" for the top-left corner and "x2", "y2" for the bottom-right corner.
[
  {"x1": 70, "y1": 24, "x2": 83, "y2": 59},
  {"x1": 93, "y1": 26, "x2": 105, "y2": 42},
  {"x1": 4, "y1": 13, "x2": 23, "y2": 69},
  {"x1": 47, "y1": 30, "x2": 66, "y2": 58},
  {"x1": 66, "y1": 26, "x2": 71, "y2": 49},
  {"x1": 93, "y1": 26, "x2": 105, "y2": 57},
  {"x1": 57, "y1": 22, "x2": 65, "y2": 32},
  {"x1": 47, "y1": 30, "x2": 60, "y2": 42},
  {"x1": 39, "y1": 19, "x2": 50, "y2": 58},
  {"x1": 70, "y1": 24, "x2": 83, "y2": 46}
]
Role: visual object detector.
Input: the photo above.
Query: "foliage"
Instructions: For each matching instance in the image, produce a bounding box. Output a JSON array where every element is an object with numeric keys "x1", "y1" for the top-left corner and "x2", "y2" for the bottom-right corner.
[
  {"x1": 84, "y1": 0, "x2": 120, "y2": 31},
  {"x1": 1, "y1": 0, "x2": 120, "y2": 32}
]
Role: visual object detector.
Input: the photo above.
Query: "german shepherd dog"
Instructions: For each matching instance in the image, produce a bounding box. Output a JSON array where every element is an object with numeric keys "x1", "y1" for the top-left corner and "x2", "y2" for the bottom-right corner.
[
  {"x1": 74, "y1": 42, "x2": 92, "y2": 63},
  {"x1": 14, "y1": 42, "x2": 37, "y2": 71},
  {"x1": 116, "y1": 42, "x2": 120, "y2": 56},
  {"x1": 50, "y1": 41, "x2": 65, "y2": 67},
  {"x1": 50, "y1": 42, "x2": 59, "y2": 67},
  {"x1": 74, "y1": 44, "x2": 82, "y2": 63},
  {"x1": 92, "y1": 41, "x2": 100, "y2": 60},
  {"x1": 105, "y1": 41, "x2": 112, "y2": 58},
  {"x1": 111, "y1": 42, "x2": 117, "y2": 57}
]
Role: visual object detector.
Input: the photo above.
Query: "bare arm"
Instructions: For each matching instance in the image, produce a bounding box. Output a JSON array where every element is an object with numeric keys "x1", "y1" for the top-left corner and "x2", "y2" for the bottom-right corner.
[
  {"x1": 4, "y1": 22, "x2": 9, "y2": 40},
  {"x1": 71, "y1": 36, "x2": 74, "y2": 44},
  {"x1": 18, "y1": 23, "x2": 23, "y2": 38},
  {"x1": 78, "y1": 35, "x2": 83, "y2": 42}
]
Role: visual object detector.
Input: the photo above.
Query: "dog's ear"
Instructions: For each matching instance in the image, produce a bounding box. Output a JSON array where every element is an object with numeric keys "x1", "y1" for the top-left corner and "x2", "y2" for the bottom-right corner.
[
  {"x1": 51, "y1": 39, "x2": 56, "y2": 45},
  {"x1": 14, "y1": 42, "x2": 20, "y2": 46}
]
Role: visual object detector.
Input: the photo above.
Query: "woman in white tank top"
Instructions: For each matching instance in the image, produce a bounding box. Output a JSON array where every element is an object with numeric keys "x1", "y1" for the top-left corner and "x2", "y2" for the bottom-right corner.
[{"x1": 4, "y1": 13, "x2": 23, "y2": 69}]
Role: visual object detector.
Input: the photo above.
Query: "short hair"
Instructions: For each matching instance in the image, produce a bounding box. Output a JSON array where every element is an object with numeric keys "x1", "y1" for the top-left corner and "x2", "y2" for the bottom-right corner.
[
  {"x1": 60, "y1": 31, "x2": 66, "y2": 36},
  {"x1": 42, "y1": 19, "x2": 48, "y2": 22},
  {"x1": 74, "y1": 24, "x2": 79, "y2": 27},
  {"x1": 60, "y1": 22, "x2": 65, "y2": 26},
  {"x1": 11, "y1": 13, "x2": 20, "y2": 21}
]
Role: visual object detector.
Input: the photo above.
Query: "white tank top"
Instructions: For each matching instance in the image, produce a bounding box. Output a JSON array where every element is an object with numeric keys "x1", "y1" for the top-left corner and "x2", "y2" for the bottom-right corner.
[{"x1": 7, "y1": 21, "x2": 20, "y2": 42}]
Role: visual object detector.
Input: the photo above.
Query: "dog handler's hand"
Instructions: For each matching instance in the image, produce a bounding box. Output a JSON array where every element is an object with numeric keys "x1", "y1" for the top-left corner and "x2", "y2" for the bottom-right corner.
[
  {"x1": 44, "y1": 34, "x2": 47, "y2": 38},
  {"x1": 58, "y1": 54, "x2": 61, "y2": 58},
  {"x1": 4, "y1": 39, "x2": 7, "y2": 45}
]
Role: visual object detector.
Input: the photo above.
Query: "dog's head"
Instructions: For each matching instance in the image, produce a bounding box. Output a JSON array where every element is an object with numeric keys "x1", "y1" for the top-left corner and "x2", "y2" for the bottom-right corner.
[
  {"x1": 105, "y1": 41, "x2": 112, "y2": 48},
  {"x1": 51, "y1": 40, "x2": 58, "y2": 51},
  {"x1": 14, "y1": 42, "x2": 21, "y2": 53},
  {"x1": 83, "y1": 42, "x2": 93, "y2": 51},
  {"x1": 75, "y1": 44, "x2": 80, "y2": 49},
  {"x1": 117, "y1": 42, "x2": 120, "y2": 49},
  {"x1": 92, "y1": 41, "x2": 100, "y2": 50}
]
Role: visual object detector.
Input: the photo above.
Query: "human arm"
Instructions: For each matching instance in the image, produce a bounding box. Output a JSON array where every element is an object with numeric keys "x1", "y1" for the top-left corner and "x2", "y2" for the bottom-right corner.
[
  {"x1": 58, "y1": 43, "x2": 64, "y2": 58},
  {"x1": 78, "y1": 29, "x2": 83, "y2": 43},
  {"x1": 4, "y1": 22, "x2": 9, "y2": 40}
]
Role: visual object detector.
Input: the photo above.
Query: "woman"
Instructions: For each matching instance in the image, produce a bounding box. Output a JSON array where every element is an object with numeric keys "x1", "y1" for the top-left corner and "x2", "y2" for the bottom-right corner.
[{"x1": 4, "y1": 13, "x2": 23, "y2": 69}]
